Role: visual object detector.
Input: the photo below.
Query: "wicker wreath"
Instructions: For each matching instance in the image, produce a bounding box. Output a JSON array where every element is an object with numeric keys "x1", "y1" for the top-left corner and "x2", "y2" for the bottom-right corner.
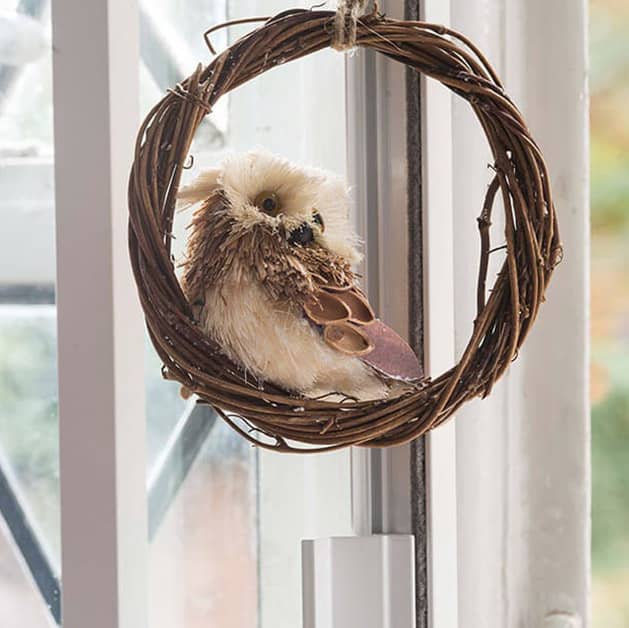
[{"x1": 128, "y1": 7, "x2": 562, "y2": 452}]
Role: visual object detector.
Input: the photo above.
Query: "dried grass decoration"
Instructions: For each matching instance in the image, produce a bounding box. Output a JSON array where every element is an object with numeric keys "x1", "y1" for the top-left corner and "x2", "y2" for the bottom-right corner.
[{"x1": 128, "y1": 4, "x2": 562, "y2": 453}]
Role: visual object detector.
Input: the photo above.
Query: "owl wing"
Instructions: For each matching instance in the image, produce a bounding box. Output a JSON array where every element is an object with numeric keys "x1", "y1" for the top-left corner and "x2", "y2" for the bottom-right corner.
[{"x1": 303, "y1": 282, "x2": 423, "y2": 382}]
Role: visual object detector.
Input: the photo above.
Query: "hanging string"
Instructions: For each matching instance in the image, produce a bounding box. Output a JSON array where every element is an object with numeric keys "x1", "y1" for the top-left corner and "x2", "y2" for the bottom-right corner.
[{"x1": 332, "y1": 0, "x2": 374, "y2": 50}]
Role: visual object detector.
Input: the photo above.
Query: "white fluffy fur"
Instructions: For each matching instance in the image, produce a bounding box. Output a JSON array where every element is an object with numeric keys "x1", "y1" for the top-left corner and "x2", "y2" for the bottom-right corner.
[
  {"x1": 202, "y1": 279, "x2": 388, "y2": 400},
  {"x1": 180, "y1": 150, "x2": 390, "y2": 400}
]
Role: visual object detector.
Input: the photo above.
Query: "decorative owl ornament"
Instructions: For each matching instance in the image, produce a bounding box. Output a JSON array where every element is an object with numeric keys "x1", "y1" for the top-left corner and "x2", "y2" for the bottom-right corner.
[{"x1": 178, "y1": 151, "x2": 422, "y2": 401}]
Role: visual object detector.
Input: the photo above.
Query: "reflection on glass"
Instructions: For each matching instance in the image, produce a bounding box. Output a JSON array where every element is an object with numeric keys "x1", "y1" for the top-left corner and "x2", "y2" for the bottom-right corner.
[
  {"x1": 145, "y1": 342, "x2": 190, "y2": 466},
  {"x1": 0, "y1": 520, "x2": 51, "y2": 628},
  {"x1": 0, "y1": 307, "x2": 59, "y2": 564},
  {"x1": 590, "y1": 1, "x2": 629, "y2": 626},
  {"x1": 0, "y1": 2, "x2": 60, "y2": 619},
  {"x1": 150, "y1": 422, "x2": 258, "y2": 628}
]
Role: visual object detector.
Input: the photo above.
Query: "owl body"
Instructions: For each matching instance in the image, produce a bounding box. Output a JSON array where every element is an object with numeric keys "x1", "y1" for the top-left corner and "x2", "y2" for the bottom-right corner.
[
  {"x1": 200, "y1": 278, "x2": 388, "y2": 400},
  {"x1": 179, "y1": 151, "x2": 421, "y2": 401}
]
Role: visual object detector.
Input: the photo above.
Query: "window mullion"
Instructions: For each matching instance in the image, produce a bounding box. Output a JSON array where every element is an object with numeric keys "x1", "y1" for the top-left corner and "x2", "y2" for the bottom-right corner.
[{"x1": 51, "y1": 2, "x2": 147, "y2": 627}]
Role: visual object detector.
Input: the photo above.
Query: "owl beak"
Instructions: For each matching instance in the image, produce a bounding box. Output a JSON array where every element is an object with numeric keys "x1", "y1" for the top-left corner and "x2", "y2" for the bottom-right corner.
[
  {"x1": 288, "y1": 222, "x2": 315, "y2": 246},
  {"x1": 312, "y1": 211, "x2": 325, "y2": 233},
  {"x1": 287, "y1": 211, "x2": 325, "y2": 246}
]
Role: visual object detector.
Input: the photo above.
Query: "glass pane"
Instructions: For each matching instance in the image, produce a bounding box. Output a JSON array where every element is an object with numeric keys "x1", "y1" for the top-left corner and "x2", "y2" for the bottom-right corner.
[
  {"x1": 139, "y1": 0, "x2": 227, "y2": 465},
  {"x1": 590, "y1": 1, "x2": 629, "y2": 626},
  {"x1": 0, "y1": 518, "x2": 51, "y2": 628},
  {"x1": 0, "y1": 2, "x2": 54, "y2": 154},
  {"x1": 145, "y1": 343, "x2": 189, "y2": 466},
  {"x1": 149, "y1": 422, "x2": 258, "y2": 628},
  {"x1": 144, "y1": 1, "x2": 354, "y2": 626},
  {"x1": 0, "y1": 6, "x2": 60, "y2": 625},
  {"x1": 0, "y1": 307, "x2": 59, "y2": 563}
]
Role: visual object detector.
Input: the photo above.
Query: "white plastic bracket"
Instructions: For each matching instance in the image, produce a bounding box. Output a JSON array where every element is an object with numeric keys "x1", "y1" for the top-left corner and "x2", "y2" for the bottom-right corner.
[{"x1": 302, "y1": 535, "x2": 415, "y2": 628}]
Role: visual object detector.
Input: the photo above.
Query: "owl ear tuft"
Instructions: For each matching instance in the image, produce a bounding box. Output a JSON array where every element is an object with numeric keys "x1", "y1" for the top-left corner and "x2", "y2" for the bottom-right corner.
[{"x1": 177, "y1": 168, "x2": 221, "y2": 210}]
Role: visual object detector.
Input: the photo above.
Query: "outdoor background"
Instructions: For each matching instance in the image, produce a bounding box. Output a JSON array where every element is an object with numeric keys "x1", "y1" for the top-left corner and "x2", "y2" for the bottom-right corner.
[{"x1": 590, "y1": 0, "x2": 629, "y2": 626}]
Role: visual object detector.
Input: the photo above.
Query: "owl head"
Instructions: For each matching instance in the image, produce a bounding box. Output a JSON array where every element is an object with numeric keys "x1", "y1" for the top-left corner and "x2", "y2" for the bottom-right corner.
[{"x1": 178, "y1": 150, "x2": 361, "y2": 265}]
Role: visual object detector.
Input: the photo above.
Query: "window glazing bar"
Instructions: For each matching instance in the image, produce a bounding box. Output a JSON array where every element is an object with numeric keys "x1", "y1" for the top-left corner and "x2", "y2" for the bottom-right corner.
[
  {"x1": 147, "y1": 404, "x2": 217, "y2": 540},
  {"x1": 51, "y1": 1, "x2": 147, "y2": 627},
  {"x1": 0, "y1": 455, "x2": 60, "y2": 624}
]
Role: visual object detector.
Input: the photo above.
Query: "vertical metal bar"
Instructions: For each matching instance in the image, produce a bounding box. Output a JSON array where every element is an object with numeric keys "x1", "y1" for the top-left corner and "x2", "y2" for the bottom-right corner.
[
  {"x1": 406, "y1": 0, "x2": 426, "y2": 622},
  {"x1": 51, "y1": 2, "x2": 147, "y2": 627}
]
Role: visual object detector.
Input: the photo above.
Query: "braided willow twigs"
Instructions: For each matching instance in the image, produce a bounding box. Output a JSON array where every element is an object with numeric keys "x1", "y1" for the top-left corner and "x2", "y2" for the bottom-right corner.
[{"x1": 128, "y1": 9, "x2": 562, "y2": 453}]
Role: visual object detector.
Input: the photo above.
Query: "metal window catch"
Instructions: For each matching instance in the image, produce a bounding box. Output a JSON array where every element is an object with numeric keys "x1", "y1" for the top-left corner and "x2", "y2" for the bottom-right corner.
[{"x1": 544, "y1": 612, "x2": 583, "y2": 628}]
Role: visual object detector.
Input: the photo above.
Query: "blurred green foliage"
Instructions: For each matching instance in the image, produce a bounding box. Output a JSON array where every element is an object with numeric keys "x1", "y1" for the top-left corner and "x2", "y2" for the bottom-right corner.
[
  {"x1": 0, "y1": 312, "x2": 58, "y2": 484},
  {"x1": 590, "y1": 9, "x2": 629, "y2": 93},
  {"x1": 0, "y1": 307, "x2": 187, "y2": 566},
  {"x1": 590, "y1": 4, "x2": 629, "y2": 233},
  {"x1": 0, "y1": 310, "x2": 59, "y2": 561},
  {"x1": 591, "y1": 138, "x2": 629, "y2": 232},
  {"x1": 590, "y1": 1, "x2": 629, "y2": 625},
  {"x1": 592, "y1": 383, "x2": 629, "y2": 568}
]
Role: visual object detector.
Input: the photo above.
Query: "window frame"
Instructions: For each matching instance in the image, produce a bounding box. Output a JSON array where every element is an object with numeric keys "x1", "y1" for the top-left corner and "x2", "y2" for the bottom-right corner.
[
  {"x1": 449, "y1": 1, "x2": 590, "y2": 626},
  {"x1": 347, "y1": 0, "x2": 590, "y2": 626},
  {"x1": 345, "y1": 0, "x2": 459, "y2": 626},
  {"x1": 51, "y1": 2, "x2": 148, "y2": 628}
]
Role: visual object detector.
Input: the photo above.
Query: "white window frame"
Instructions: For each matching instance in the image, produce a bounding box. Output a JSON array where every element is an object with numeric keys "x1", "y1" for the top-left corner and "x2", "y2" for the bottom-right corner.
[
  {"x1": 47, "y1": 0, "x2": 589, "y2": 626},
  {"x1": 51, "y1": 2, "x2": 147, "y2": 628},
  {"x1": 450, "y1": 1, "x2": 589, "y2": 626},
  {"x1": 343, "y1": 1, "x2": 458, "y2": 626}
]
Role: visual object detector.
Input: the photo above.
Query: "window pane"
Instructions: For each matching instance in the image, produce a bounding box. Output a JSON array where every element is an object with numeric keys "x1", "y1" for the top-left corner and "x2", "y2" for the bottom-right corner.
[
  {"x1": 590, "y1": 1, "x2": 629, "y2": 626},
  {"x1": 145, "y1": 343, "x2": 189, "y2": 466},
  {"x1": 149, "y1": 422, "x2": 258, "y2": 628},
  {"x1": 0, "y1": 3, "x2": 53, "y2": 155},
  {"x1": 0, "y1": 6, "x2": 60, "y2": 624},
  {"x1": 143, "y1": 1, "x2": 354, "y2": 626},
  {"x1": 0, "y1": 307, "x2": 59, "y2": 564},
  {"x1": 0, "y1": 519, "x2": 51, "y2": 628}
]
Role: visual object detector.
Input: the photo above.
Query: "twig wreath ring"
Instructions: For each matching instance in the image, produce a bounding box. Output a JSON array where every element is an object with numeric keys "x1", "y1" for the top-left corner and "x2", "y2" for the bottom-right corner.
[{"x1": 128, "y1": 8, "x2": 562, "y2": 453}]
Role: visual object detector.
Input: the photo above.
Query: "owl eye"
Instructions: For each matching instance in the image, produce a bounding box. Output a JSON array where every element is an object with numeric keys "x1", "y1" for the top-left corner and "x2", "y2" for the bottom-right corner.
[{"x1": 255, "y1": 191, "x2": 280, "y2": 216}]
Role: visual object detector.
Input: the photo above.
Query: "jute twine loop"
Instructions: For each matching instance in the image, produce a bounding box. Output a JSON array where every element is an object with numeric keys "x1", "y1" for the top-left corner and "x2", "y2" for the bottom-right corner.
[
  {"x1": 128, "y1": 9, "x2": 561, "y2": 453},
  {"x1": 332, "y1": 0, "x2": 371, "y2": 50}
]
